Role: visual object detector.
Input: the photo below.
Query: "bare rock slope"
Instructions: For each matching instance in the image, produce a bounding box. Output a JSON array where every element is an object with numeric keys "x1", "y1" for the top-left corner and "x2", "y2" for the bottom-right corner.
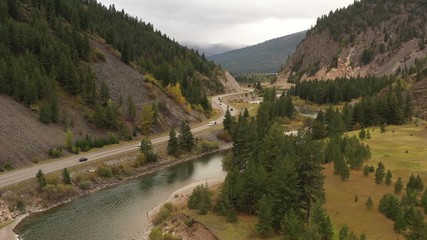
[{"x1": 0, "y1": 95, "x2": 64, "y2": 167}]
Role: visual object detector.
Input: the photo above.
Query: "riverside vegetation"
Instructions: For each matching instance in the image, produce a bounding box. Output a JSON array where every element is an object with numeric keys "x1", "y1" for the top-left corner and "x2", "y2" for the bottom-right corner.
[
  {"x1": 150, "y1": 78, "x2": 427, "y2": 239},
  {"x1": 0, "y1": 119, "x2": 225, "y2": 225}
]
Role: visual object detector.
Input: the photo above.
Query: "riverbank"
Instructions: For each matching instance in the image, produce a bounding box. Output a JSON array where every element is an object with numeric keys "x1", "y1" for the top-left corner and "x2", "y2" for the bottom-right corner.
[
  {"x1": 0, "y1": 142, "x2": 231, "y2": 240},
  {"x1": 145, "y1": 177, "x2": 225, "y2": 240}
]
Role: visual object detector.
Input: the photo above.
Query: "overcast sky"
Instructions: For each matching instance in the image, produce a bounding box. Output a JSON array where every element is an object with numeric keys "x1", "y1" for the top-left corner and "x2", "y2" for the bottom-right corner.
[{"x1": 97, "y1": 0, "x2": 355, "y2": 45}]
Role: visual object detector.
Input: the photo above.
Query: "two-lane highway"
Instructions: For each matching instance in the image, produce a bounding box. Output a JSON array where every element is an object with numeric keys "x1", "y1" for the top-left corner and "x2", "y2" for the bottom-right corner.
[{"x1": 0, "y1": 90, "x2": 247, "y2": 188}]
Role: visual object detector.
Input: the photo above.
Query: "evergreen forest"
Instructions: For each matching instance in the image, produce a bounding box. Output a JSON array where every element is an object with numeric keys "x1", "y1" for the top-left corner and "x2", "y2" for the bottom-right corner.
[{"x1": 0, "y1": 0, "x2": 223, "y2": 129}]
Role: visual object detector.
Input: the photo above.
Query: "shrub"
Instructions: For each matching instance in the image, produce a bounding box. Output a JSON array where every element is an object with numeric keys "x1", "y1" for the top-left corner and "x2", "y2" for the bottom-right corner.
[
  {"x1": 91, "y1": 48, "x2": 105, "y2": 62},
  {"x1": 216, "y1": 131, "x2": 232, "y2": 142},
  {"x1": 188, "y1": 184, "x2": 212, "y2": 215},
  {"x1": 78, "y1": 180, "x2": 91, "y2": 190},
  {"x1": 42, "y1": 184, "x2": 77, "y2": 202},
  {"x1": 152, "y1": 203, "x2": 174, "y2": 225},
  {"x1": 48, "y1": 148, "x2": 63, "y2": 158},
  {"x1": 148, "y1": 227, "x2": 163, "y2": 240},
  {"x1": 96, "y1": 165, "x2": 113, "y2": 178},
  {"x1": 195, "y1": 140, "x2": 219, "y2": 153}
]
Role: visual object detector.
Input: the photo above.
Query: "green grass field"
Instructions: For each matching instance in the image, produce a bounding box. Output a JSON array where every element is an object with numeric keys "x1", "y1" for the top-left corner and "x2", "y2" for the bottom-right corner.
[
  {"x1": 177, "y1": 120, "x2": 427, "y2": 240},
  {"x1": 324, "y1": 120, "x2": 427, "y2": 239}
]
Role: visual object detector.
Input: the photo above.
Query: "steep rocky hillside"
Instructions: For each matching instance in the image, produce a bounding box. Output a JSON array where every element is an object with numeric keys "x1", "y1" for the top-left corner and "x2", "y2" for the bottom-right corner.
[
  {"x1": 209, "y1": 31, "x2": 306, "y2": 73},
  {"x1": 0, "y1": 0, "x2": 240, "y2": 168},
  {"x1": 0, "y1": 38, "x2": 240, "y2": 168},
  {"x1": 276, "y1": 0, "x2": 427, "y2": 87}
]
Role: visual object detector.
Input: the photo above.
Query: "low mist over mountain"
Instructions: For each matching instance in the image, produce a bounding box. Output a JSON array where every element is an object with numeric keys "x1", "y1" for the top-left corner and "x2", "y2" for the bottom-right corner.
[
  {"x1": 182, "y1": 42, "x2": 248, "y2": 57},
  {"x1": 208, "y1": 31, "x2": 307, "y2": 73}
]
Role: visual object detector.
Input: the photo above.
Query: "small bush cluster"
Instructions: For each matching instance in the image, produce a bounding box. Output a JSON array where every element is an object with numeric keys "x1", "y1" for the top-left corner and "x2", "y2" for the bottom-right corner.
[
  {"x1": 74, "y1": 134, "x2": 119, "y2": 152},
  {"x1": 188, "y1": 184, "x2": 212, "y2": 215},
  {"x1": 195, "y1": 140, "x2": 219, "y2": 154},
  {"x1": 48, "y1": 148, "x2": 63, "y2": 158},
  {"x1": 152, "y1": 203, "x2": 174, "y2": 225},
  {"x1": 96, "y1": 165, "x2": 113, "y2": 178}
]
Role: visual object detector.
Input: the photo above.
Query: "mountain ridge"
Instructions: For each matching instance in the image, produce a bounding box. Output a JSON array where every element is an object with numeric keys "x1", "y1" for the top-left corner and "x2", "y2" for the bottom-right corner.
[{"x1": 208, "y1": 31, "x2": 306, "y2": 73}]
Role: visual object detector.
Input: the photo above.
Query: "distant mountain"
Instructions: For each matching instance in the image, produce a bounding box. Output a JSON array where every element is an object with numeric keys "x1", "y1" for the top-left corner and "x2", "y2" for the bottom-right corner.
[
  {"x1": 182, "y1": 42, "x2": 248, "y2": 57},
  {"x1": 208, "y1": 31, "x2": 307, "y2": 73}
]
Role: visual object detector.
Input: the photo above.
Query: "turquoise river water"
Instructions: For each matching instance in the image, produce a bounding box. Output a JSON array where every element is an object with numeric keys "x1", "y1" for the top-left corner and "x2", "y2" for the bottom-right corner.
[{"x1": 15, "y1": 152, "x2": 227, "y2": 240}]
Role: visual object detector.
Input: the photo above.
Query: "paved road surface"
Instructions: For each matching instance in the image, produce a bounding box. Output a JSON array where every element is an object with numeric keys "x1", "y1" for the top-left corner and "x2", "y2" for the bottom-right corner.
[{"x1": 0, "y1": 91, "x2": 247, "y2": 188}]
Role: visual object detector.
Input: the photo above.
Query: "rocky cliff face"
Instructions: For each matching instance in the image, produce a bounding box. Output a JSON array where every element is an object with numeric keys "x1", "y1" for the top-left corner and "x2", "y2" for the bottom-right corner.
[{"x1": 275, "y1": 0, "x2": 427, "y2": 88}]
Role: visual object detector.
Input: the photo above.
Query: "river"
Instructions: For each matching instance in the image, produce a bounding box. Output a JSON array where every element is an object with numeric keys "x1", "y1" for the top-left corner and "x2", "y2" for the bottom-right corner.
[{"x1": 15, "y1": 152, "x2": 227, "y2": 240}]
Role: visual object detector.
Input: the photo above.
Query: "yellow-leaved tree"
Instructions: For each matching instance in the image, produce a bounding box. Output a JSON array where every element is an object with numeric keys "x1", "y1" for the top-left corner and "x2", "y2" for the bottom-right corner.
[
  {"x1": 165, "y1": 83, "x2": 191, "y2": 112},
  {"x1": 139, "y1": 104, "x2": 154, "y2": 134}
]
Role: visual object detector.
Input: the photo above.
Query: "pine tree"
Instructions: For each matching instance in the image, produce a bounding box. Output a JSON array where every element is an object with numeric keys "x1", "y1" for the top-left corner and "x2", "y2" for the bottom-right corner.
[
  {"x1": 375, "y1": 161, "x2": 386, "y2": 184},
  {"x1": 296, "y1": 135, "x2": 325, "y2": 223},
  {"x1": 178, "y1": 120, "x2": 194, "y2": 152},
  {"x1": 238, "y1": 159, "x2": 267, "y2": 214},
  {"x1": 415, "y1": 174, "x2": 425, "y2": 193},
  {"x1": 223, "y1": 108, "x2": 233, "y2": 132},
  {"x1": 126, "y1": 95, "x2": 136, "y2": 123},
  {"x1": 366, "y1": 130, "x2": 371, "y2": 139},
  {"x1": 421, "y1": 189, "x2": 427, "y2": 214},
  {"x1": 359, "y1": 128, "x2": 366, "y2": 139},
  {"x1": 407, "y1": 174, "x2": 417, "y2": 192},
  {"x1": 36, "y1": 169, "x2": 47, "y2": 188},
  {"x1": 311, "y1": 204, "x2": 334, "y2": 240},
  {"x1": 167, "y1": 127, "x2": 179, "y2": 156},
  {"x1": 363, "y1": 165, "x2": 370, "y2": 176},
  {"x1": 281, "y1": 210, "x2": 305, "y2": 240},
  {"x1": 256, "y1": 194, "x2": 273, "y2": 236},
  {"x1": 395, "y1": 177, "x2": 403, "y2": 194},
  {"x1": 39, "y1": 102, "x2": 51, "y2": 123},
  {"x1": 339, "y1": 224, "x2": 349, "y2": 240},
  {"x1": 65, "y1": 128, "x2": 73, "y2": 151},
  {"x1": 214, "y1": 167, "x2": 240, "y2": 222},
  {"x1": 140, "y1": 104, "x2": 154, "y2": 134},
  {"x1": 365, "y1": 196, "x2": 373, "y2": 209},
  {"x1": 259, "y1": 123, "x2": 284, "y2": 173},
  {"x1": 139, "y1": 138, "x2": 157, "y2": 162},
  {"x1": 341, "y1": 163, "x2": 350, "y2": 181},
  {"x1": 404, "y1": 93, "x2": 412, "y2": 121},
  {"x1": 187, "y1": 184, "x2": 212, "y2": 215},
  {"x1": 24, "y1": 77, "x2": 38, "y2": 105},
  {"x1": 385, "y1": 170, "x2": 392, "y2": 185},
  {"x1": 47, "y1": 93, "x2": 58, "y2": 123},
  {"x1": 99, "y1": 82, "x2": 110, "y2": 106},
  {"x1": 62, "y1": 168, "x2": 71, "y2": 184},
  {"x1": 268, "y1": 157, "x2": 301, "y2": 229}
]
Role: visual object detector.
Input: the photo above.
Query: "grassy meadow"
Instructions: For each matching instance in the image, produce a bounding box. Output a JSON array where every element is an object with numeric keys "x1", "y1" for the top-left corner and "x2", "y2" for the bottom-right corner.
[
  {"x1": 324, "y1": 120, "x2": 427, "y2": 239},
  {"x1": 175, "y1": 118, "x2": 427, "y2": 240}
]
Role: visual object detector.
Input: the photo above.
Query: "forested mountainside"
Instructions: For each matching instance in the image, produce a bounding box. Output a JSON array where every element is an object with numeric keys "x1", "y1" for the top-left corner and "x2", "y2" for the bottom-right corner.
[
  {"x1": 209, "y1": 31, "x2": 306, "y2": 73},
  {"x1": 276, "y1": 0, "x2": 427, "y2": 86},
  {"x1": 0, "y1": 0, "x2": 236, "y2": 167}
]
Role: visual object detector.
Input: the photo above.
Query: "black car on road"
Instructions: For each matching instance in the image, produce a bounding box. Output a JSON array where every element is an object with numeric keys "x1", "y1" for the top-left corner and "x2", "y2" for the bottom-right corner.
[{"x1": 79, "y1": 157, "x2": 88, "y2": 162}]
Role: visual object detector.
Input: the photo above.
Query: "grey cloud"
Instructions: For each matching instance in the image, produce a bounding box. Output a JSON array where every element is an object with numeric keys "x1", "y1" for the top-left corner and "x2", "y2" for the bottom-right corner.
[{"x1": 99, "y1": 0, "x2": 354, "y2": 44}]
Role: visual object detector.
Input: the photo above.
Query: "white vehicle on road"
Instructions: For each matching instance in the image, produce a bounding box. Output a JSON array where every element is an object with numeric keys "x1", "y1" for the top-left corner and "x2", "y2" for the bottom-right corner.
[{"x1": 208, "y1": 121, "x2": 217, "y2": 126}]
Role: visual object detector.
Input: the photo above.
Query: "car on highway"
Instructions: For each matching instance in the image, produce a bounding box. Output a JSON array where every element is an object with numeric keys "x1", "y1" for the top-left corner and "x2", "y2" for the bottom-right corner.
[{"x1": 78, "y1": 157, "x2": 88, "y2": 162}]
